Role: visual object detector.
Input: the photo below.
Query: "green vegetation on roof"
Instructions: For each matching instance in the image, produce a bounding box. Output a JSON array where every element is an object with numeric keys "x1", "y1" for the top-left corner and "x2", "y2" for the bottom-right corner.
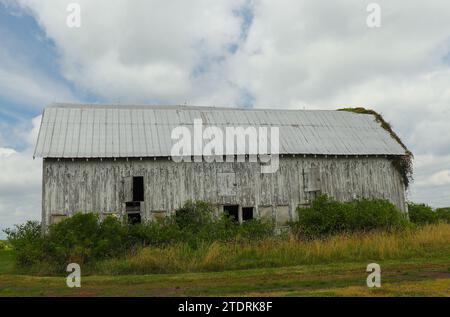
[{"x1": 338, "y1": 107, "x2": 413, "y2": 189}]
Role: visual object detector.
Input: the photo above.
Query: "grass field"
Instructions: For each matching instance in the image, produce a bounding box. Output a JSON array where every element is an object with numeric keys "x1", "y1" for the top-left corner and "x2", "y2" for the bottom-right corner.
[
  {"x1": 1, "y1": 253, "x2": 449, "y2": 296},
  {"x1": 1, "y1": 225, "x2": 449, "y2": 297}
]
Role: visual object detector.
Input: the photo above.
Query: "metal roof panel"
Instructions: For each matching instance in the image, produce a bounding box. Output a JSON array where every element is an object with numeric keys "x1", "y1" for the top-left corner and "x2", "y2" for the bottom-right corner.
[{"x1": 34, "y1": 103, "x2": 407, "y2": 158}]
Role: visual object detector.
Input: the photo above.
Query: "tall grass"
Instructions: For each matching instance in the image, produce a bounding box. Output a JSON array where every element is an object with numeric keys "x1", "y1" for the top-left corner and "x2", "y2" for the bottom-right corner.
[
  {"x1": 6, "y1": 198, "x2": 449, "y2": 276},
  {"x1": 92, "y1": 223, "x2": 450, "y2": 275}
]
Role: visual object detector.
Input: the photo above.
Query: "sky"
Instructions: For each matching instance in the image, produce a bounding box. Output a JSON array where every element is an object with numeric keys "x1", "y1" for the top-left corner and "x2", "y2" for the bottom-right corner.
[{"x1": 1, "y1": 0, "x2": 450, "y2": 237}]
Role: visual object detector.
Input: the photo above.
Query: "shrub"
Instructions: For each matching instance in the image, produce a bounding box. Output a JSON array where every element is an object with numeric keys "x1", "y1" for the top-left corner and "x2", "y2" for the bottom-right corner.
[
  {"x1": 436, "y1": 208, "x2": 450, "y2": 224},
  {"x1": 3, "y1": 221, "x2": 45, "y2": 266},
  {"x1": 295, "y1": 195, "x2": 352, "y2": 237},
  {"x1": 408, "y1": 203, "x2": 437, "y2": 225},
  {"x1": 174, "y1": 200, "x2": 215, "y2": 231},
  {"x1": 294, "y1": 195, "x2": 408, "y2": 238},
  {"x1": 45, "y1": 213, "x2": 130, "y2": 265},
  {"x1": 238, "y1": 219, "x2": 274, "y2": 240},
  {"x1": 3, "y1": 214, "x2": 131, "y2": 269},
  {"x1": 0, "y1": 240, "x2": 11, "y2": 250},
  {"x1": 4, "y1": 200, "x2": 276, "y2": 272},
  {"x1": 348, "y1": 198, "x2": 409, "y2": 231},
  {"x1": 174, "y1": 203, "x2": 274, "y2": 247},
  {"x1": 171, "y1": 201, "x2": 273, "y2": 246},
  {"x1": 127, "y1": 217, "x2": 184, "y2": 248}
]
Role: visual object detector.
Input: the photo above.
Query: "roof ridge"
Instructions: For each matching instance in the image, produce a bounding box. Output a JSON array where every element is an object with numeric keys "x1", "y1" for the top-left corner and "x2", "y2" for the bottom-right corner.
[{"x1": 47, "y1": 102, "x2": 347, "y2": 113}]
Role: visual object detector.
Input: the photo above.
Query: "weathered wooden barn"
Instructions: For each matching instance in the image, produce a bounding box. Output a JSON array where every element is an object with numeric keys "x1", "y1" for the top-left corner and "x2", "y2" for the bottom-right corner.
[{"x1": 34, "y1": 103, "x2": 410, "y2": 229}]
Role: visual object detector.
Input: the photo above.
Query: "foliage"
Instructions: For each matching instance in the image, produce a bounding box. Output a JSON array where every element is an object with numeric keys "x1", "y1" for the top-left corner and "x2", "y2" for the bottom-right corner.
[
  {"x1": 293, "y1": 195, "x2": 409, "y2": 238},
  {"x1": 173, "y1": 200, "x2": 214, "y2": 231},
  {"x1": 128, "y1": 202, "x2": 273, "y2": 248},
  {"x1": 3, "y1": 215, "x2": 131, "y2": 269},
  {"x1": 11, "y1": 198, "x2": 447, "y2": 275},
  {"x1": 46, "y1": 213, "x2": 130, "y2": 265},
  {"x1": 93, "y1": 223, "x2": 450, "y2": 275},
  {"x1": 408, "y1": 203, "x2": 450, "y2": 225},
  {"x1": 3, "y1": 221, "x2": 45, "y2": 267},
  {"x1": 338, "y1": 107, "x2": 413, "y2": 189},
  {"x1": 6, "y1": 196, "x2": 450, "y2": 274},
  {"x1": 1, "y1": 225, "x2": 450, "y2": 295},
  {"x1": 408, "y1": 203, "x2": 437, "y2": 225},
  {"x1": 4, "y1": 201, "x2": 274, "y2": 271},
  {"x1": 435, "y1": 208, "x2": 450, "y2": 224},
  {"x1": 0, "y1": 241, "x2": 11, "y2": 251}
]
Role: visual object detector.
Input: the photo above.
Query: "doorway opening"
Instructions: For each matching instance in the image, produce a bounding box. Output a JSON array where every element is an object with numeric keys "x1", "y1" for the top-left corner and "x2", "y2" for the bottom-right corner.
[
  {"x1": 242, "y1": 207, "x2": 254, "y2": 221},
  {"x1": 127, "y1": 212, "x2": 141, "y2": 225},
  {"x1": 133, "y1": 176, "x2": 144, "y2": 201},
  {"x1": 126, "y1": 202, "x2": 141, "y2": 225},
  {"x1": 224, "y1": 205, "x2": 239, "y2": 222}
]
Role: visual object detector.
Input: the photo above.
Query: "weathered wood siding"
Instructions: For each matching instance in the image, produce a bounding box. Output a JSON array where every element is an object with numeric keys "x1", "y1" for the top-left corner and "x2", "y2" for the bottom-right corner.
[{"x1": 42, "y1": 156, "x2": 407, "y2": 229}]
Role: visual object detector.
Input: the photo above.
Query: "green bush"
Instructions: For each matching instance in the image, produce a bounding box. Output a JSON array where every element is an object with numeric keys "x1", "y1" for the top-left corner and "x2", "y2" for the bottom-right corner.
[
  {"x1": 129, "y1": 202, "x2": 274, "y2": 248},
  {"x1": 348, "y1": 198, "x2": 408, "y2": 231},
  {"x1": 174, "y1": 200, "x2": 214, "y2": 231},
  {"x1": 45, "y1": 213, "x2": 129, "y2": 265},
  {"x1": 126, "y1": 202, "x2": 228, "y2": 248},
  {"x1": 436, "y1": 208, "x2": 450, "y2": 224},
  {"x1": 408, "y1": 203, "x2": 437, "y2": 225},
  {"x1": 4, "y1": 214, "x2": 129, "y2": 269},
  {"x1": 238, "y1": 219, "x2": 275, "y2": 240},
  {"x1": 127, "y1": 216, "x2": 190, "y2": 248},
  {"x1": 4, "y1": 200, "x2": 275, "y2": 271},
  {"x1": 0, "y1": 240, "x2": 10, "y2": 250},
  {"x1": 3, "y1": 221, "x2": 45, "y2": 266},
  {"x1": 294, "y1": 195, "x2": 408, "y2": 238}
]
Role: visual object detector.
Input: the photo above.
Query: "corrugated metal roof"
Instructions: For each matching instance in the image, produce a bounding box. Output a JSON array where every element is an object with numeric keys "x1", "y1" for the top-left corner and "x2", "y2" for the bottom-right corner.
[{"x1": 34, "y1": 103, "x2": 407, "y2": 158}]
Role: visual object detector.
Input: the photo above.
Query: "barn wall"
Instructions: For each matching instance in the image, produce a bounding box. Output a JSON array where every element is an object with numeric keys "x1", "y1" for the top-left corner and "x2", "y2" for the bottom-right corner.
[{"x1": 42, "y1": 156, "x2": 407, "y2": 229}]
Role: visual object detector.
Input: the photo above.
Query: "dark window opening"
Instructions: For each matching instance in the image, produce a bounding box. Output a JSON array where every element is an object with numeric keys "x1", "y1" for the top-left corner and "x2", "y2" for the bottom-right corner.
[
  {"x1": 126, "y1": 201, "x2": 140, "y2": 207},
  {"x1": 224, "y1": 205, "x2": 239, "y2": 222},
  {"x1": 133, "y1": 176, "x2": 144, "y2": 201},
  {"x1": 127, "y1": 213, "x2": 141, "y2": 225},
  {"x1": 242, "y1": 207, "x2": 254, "y2": 221},
  {"x1": 126, "y1": 201, "x2": 140, "y2": 212}
]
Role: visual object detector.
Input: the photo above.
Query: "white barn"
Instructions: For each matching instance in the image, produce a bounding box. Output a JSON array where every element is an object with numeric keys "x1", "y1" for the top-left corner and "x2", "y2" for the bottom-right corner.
[{"x1": 34, "y1": 103, "x2": 410, "y2": 229}]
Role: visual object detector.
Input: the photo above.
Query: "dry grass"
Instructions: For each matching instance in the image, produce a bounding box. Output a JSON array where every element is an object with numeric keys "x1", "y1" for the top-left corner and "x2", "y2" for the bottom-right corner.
[{"x1": 93, "y1": 224, "x2": 450, "y2": 275}]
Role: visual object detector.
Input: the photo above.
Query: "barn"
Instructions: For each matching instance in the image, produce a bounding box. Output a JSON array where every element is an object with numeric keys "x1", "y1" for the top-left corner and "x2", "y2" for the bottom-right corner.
[{"x1": 34, "y1": 103, "x2": 411, "y2": 229}]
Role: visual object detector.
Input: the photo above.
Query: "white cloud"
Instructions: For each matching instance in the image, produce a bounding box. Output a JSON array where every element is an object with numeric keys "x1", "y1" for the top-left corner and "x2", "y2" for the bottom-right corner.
[
  {"x1": 0, "y1": 67, "x2": 74, "y2": 107},
  {"x1": 0, "y1": 40, "x2": 76, "y2": 107},
  {"x1": 408, "y1": 154, "x2": 450, "y2": 207},
  {"x1": 417, "y1": 170, "x2": 450, "y2": 187},
  {"x1": 0, "y1": 147, "x2": 16, "y2": 157},
  {"x1": 21, "y1": 115, "x2": 41, "y2": 147},
  {"x1": 0, "y1": 147, "x2": 41, "y2": 196},
  {"x1": 11, "y1": 0, "x2": 247, "y2": 104},
  {"x1": 0, "y1": 117, "x2": 42, "y2": 238},
  {"x1": 227, "y1": 1, "x2": 450, "y2": 106}
]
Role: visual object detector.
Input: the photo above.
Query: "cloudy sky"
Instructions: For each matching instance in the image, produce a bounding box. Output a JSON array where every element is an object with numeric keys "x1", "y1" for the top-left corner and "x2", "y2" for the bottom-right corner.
[{"x1": 1, "y1": 0, "x2": 449, "y2": 236}]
